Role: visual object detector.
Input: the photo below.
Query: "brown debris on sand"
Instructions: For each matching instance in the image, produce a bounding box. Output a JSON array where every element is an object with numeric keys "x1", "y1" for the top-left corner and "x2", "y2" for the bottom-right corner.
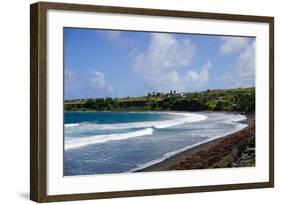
[
  {"x1": 136, "y1": 116, "x2": 255, "y2": 172},
  {"x1": 169, "y1": 117, "x2": 255, "y2": 170}
]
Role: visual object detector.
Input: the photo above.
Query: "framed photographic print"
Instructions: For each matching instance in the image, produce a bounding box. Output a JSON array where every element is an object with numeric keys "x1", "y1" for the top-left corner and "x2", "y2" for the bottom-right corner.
[{"x1": 30, "y1": 1, "x2": 274, "y2": 202}]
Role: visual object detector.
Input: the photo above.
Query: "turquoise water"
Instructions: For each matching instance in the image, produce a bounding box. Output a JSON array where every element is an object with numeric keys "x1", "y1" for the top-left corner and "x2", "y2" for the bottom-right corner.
[
  {"x1": 64, "y1": 111, "x2": 247, "y2": 176},
  {"x1": 64, "y1": 111, "x2": 171, "y2": 124}
]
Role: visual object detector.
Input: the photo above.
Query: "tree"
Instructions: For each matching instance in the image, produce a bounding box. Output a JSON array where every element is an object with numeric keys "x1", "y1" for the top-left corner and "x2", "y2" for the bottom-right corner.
[{"x1": 84, "y1": 99, "x2": 95, "y2": 109}]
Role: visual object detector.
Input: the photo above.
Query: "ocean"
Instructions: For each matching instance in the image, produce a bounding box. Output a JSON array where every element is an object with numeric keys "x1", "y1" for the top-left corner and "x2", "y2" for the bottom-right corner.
[{"x1": 64, "y1": 111, "x2": 247, "y2": 176}]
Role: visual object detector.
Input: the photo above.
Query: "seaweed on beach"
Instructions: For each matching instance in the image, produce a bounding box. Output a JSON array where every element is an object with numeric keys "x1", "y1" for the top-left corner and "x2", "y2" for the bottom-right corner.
[{"x1": 168, "y1": 117, "x2": 255, "y2": 170}]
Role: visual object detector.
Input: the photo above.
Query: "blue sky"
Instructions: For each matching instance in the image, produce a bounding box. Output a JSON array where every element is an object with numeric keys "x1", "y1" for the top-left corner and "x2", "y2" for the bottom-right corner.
[{"x1": 64, "y1": 28, "x2": 255, "y2": 99}]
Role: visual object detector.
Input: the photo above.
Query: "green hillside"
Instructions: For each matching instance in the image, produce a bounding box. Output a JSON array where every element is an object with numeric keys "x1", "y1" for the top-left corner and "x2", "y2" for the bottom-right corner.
[{"x1": 64, "y1": 87, "x2": 255, "y2": 113}]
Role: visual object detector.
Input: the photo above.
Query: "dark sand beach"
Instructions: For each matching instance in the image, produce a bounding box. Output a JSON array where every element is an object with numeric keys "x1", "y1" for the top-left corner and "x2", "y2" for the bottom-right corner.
[{"x1": 137, "y1": 115, "x2": 255, "y2": 172}]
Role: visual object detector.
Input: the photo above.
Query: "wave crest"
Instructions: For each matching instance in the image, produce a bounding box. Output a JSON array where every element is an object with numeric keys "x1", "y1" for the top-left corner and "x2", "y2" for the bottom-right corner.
[
  {"x1": 65, "y1": 112, "x2": 207, "y2": 130},
  {"x1": 65, "y1": 128, "x2": 154, "y2": 150}
]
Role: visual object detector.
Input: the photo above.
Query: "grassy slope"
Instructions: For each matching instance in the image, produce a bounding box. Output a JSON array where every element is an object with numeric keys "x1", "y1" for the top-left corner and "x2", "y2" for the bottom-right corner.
[{"x1": 64, "y1": 87, "x2": 255, "y2": 113}]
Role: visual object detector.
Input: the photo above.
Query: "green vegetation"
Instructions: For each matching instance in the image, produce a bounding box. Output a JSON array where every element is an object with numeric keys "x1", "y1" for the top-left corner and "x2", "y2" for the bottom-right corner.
[
  {"x1": 64, "y1": 87, "x2": 255, "y2": 113},
  {"x1": 211, "y1": 137, "x2": 255, "y2": 168}
]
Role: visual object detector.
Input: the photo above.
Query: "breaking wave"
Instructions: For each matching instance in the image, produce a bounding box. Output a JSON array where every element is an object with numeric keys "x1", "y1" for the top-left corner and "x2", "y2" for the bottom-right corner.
[{"x1": 65, "y1": 128, "x2": 154, "y2": 150}]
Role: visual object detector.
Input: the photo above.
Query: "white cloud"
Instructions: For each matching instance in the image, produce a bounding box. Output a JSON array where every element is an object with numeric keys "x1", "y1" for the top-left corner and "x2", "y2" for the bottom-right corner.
[
  {"x1": 65, "y1": 69, "x2": 74, "y2": 82},
  {"x1": 90, "y1": 71, "x2": 113, "y2": 92},
  {"x1": 222, "y1": 39, "x2": 255, "y2": 87},
  {"x1": 90, "y1": 72, "x2": 105, "y2": 88},
  {"x1": 134, "y1": 33, "x2": 195, "y2": 75},
  {"x1": 235, "y1": 41, "x2": 255, "y2": 86},
  {"x1": 131, "y1": 33, "x2": 210, "y2": 92},
  {"x1": 101, "y1": 30, "x2": 122, "y2": 41},
  {"x1": 98, "y1": 30, "x2": 135, "y2": 50},
  {"x1": 220, "y1": 37, "x2": 249, "y2": 54},
  {"x1": 237, "y1": 42, "x2": 256, "y2": 80},
  {"x1": 186, "y1": 60, "x2": 211, "y2": 89}
]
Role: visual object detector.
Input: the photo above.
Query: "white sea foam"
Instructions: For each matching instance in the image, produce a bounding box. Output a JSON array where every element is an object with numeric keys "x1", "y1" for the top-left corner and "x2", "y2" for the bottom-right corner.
[
  {"x1": 65, "y1": 123, "x2": 80, "y2": 127},
  {"x1": 65, "y1": 128, "x2": 154, "y2": 150},
  {"x1": 129, "y1": 117, "x2": 248, "y2": 172},
  {"x1": 226, "y1": 114, "x2": 247, "y2": 123},
  {"x1": 65, "y1": 112, "x2": 208, "y2": 131},
  {"x1": 65, "y1": 112, "x2": 208, "y2": 149}
]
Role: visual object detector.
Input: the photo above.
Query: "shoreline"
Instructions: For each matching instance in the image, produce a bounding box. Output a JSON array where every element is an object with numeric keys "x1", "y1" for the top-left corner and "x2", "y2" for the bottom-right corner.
[
  {"x1": 64, "y1": 110, "x2": 248, "y2": 118},
  {"x1": 135, "y1": 115, "x2": 255, "y2": 172}
]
